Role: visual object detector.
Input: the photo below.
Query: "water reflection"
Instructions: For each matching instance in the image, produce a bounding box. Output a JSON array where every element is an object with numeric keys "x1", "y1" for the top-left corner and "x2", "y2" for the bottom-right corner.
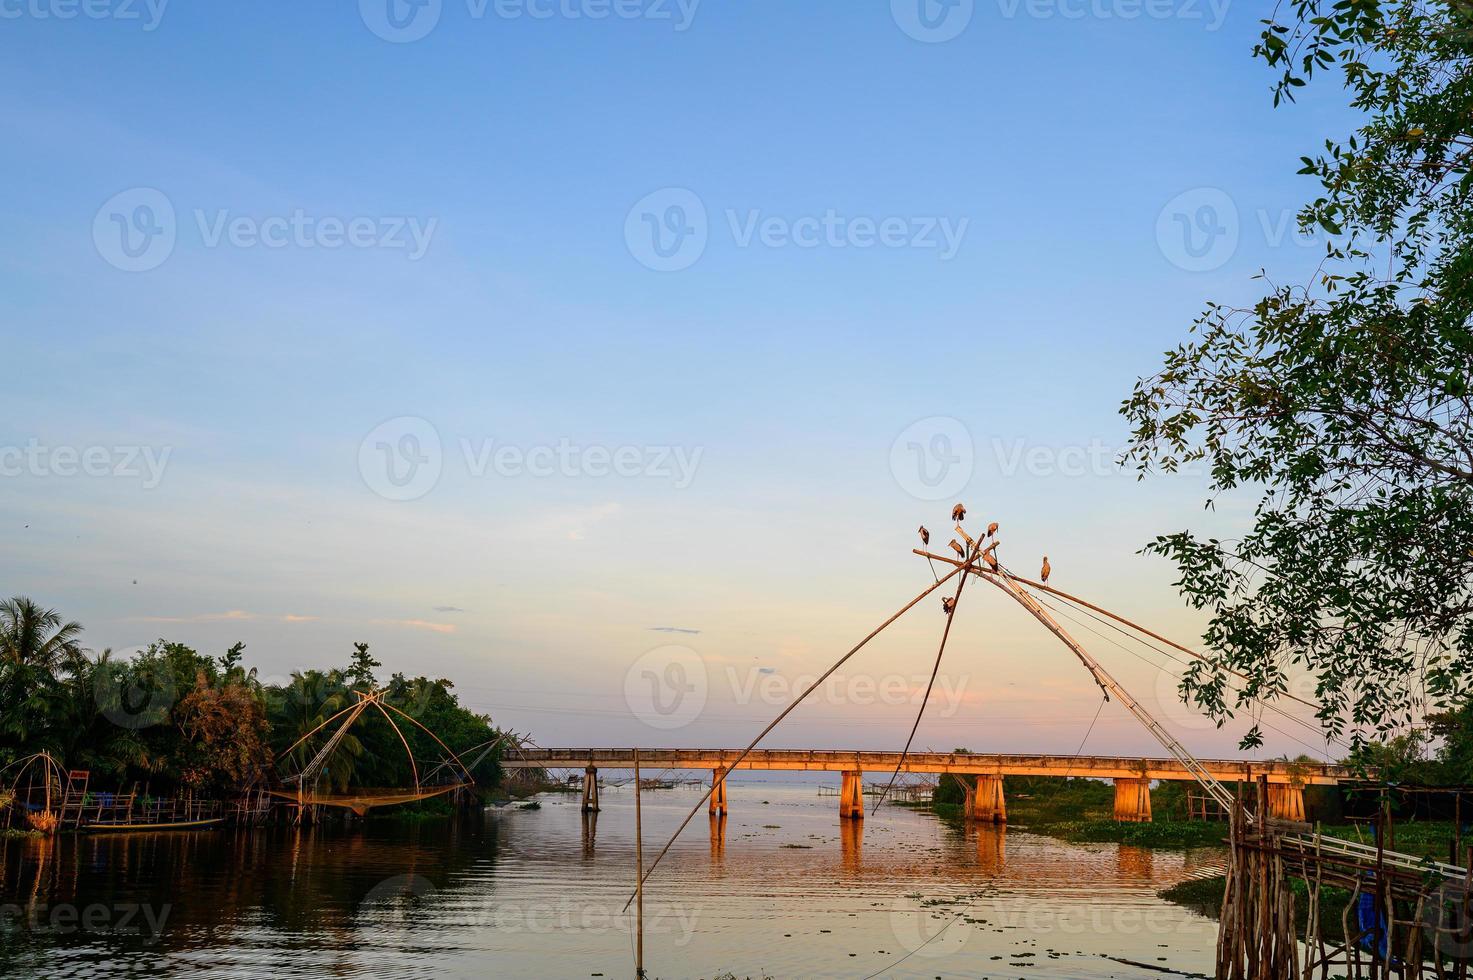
[
  {"x1": 708, "y1": 812, "x2": 726, "y2": 865},
  {"x1": 840, "y1": 818, "x2": 862, "y2": 872},
  {"x1": 581, "y1": 810, "x2": 597, "y2": 861},
  {"x1": 972, "y1": 822, "x2": 1007, "y2": 872},
  {"x1": 1, "y1": 783, "x2": 1224, "y2": 979}
]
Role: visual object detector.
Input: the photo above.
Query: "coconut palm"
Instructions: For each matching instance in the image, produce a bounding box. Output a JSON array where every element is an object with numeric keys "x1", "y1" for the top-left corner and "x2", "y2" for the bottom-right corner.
[
  {"x1": 0, "y1": 597, "x2": 85, "y2": 676},
  {"x1": 0, "y1": 597, "x2": 87, "y2": 761}
]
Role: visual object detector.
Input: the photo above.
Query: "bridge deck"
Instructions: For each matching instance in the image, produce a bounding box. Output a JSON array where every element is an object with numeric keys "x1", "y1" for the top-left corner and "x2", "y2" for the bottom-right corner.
[{"x1": 502, "y1": 749, "x2": 1348, "y2": 784}]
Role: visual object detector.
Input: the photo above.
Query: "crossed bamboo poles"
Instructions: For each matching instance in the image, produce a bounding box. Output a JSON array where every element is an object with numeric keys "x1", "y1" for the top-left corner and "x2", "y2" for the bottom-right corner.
[
  {"x1": 277, "y1": 687, "x2": 475, "y2": 808},
  {"x1": 627, "y1": 506, "x2": 1281, "y2": 911}
]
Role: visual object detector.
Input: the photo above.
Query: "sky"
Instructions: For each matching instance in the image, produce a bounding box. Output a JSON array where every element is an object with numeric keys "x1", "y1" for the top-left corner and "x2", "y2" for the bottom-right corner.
[{"x1": 1, "y1": 0, "x2": 1363, "y2": 764}]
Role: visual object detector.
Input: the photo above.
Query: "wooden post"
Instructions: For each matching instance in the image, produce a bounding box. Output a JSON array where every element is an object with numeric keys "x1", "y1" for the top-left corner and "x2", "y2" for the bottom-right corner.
[
  {"x1": 972, "y1": 775, "x2": 1006, "y2": 823},
  {"x1": 840, "y1": 771, "x2": 864, "y2": 820},
  {"x1": 1113, "y1": 777, "x2": 1152, "y2": 823},
  {"x1": 709, "y1": 768, "x2": 727, "y2": 817},
  {"x1": 634, "y1": 749, "x2": 644, "y2": 980},
  {"x1": 1267, "y1": 782, "x2": 1306, "y2": 822},
  {"x1": 582, "y1": 766, "x2": 600, "y2": 813}
]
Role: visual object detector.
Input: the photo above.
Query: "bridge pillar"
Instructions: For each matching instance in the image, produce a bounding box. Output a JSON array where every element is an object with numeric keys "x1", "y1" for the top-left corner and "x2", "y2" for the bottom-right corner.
[
  {"x1": 581, "y1": 767, "x2": 599, "y2": 813},
  {"x1": 709, "y1": 768, "x2": 728, "y2": 817},
  {"x1": 967, "y1": 774, "x2": 1006, "y2": 823},
  {"x1": 1113, "y1": 778, "x2": 1152, "y2": 822},
  {"x1": 839, "y1": 770, "x2": 864, "y2": 820},
  {"x1": 1267, "y1": 782, "x2": 1306, "y2": 822}
]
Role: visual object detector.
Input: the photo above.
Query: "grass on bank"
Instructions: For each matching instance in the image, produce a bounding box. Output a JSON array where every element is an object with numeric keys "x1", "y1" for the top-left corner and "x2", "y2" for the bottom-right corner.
[{"x1": 909, "y1": 776, "x2": 1232, "y2": 849}]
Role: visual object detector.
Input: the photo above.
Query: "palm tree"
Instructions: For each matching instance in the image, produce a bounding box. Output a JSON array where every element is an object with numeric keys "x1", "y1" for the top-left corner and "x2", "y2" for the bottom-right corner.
[
  {"x1": 1, "y1": 597, "x2": 85, "y2": 676},
  {"x1": 0, "y1": 597, "x2": 87, "y2": 761},
  {"x1": 268, "y1": 670, "x2": 363, "y2": 792}
]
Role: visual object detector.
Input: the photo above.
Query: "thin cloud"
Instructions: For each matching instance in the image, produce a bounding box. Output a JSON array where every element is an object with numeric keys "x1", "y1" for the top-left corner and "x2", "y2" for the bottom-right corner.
[
  {"x1": 433, "y1": 605, "x2": 466, "y2": 613},
  {"x1": 131, "y1": 611, "x2": 319, "y2": 624},
  {"x1": 376, "y1": 618, "x2": 456, "y2": 634},
  {"x1": 649, "y1": 626, "x2": 701, "y2": 635},
  {"x1": 132, "y1": 610, "x2": 256, "y2": 623}
]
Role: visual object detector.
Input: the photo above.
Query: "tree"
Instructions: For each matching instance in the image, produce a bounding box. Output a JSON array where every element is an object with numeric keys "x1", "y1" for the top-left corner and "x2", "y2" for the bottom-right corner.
[
  {"x1": 220, "y1": 641, "x2": 246, "y2": 676},
  {"x1": 0, "y1": 597, "x2": 87, "y2": 762},
  {"x1": 176, "y1": 671, "x2": 273, "y2": 790},
  {"x1": 1122, "y1": 1, "x2": 1473, "y2": 749},
  {"x1": 345, "y1": 641, "x2": 380, "y2": 690}
]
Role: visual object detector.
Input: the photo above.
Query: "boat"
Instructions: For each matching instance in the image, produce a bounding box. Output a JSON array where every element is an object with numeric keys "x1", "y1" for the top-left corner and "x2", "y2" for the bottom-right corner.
[{"x1": 84, "y1": 816, "x2": 226, "y2": 833}]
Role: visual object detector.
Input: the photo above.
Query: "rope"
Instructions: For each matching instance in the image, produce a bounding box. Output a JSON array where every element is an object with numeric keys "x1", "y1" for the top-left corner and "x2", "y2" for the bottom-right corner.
[
  {"x1": 1060, "y1": 696, "x2": 1108, "y2": 781},
  {"x1": 622, "y1": 567, "x2": 964, "y2": 913},
  {"x1": 873, "y1": 545, "x2": 976, "y2": 815}
]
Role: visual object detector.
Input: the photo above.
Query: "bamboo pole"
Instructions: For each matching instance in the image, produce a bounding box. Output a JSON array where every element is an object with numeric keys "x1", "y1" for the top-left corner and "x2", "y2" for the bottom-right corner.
[
  {"x1": 873, "y1": 538, "x2": 977, "y2": 814},
  {"x1": 634, "y1": 747, "x2": 645, "y2": 980},
  {"x1": 911, "y1": 548, "x2": 1326, "y2": 714},
  {"x1": 622, "y1": 566, "x2": 962, "y2": 911}
]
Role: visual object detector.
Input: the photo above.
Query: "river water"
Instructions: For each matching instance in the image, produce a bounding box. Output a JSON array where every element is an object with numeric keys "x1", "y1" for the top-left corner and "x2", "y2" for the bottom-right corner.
[{"x1": 1, "y1": 781, "x2": 1225, "y2": 979}]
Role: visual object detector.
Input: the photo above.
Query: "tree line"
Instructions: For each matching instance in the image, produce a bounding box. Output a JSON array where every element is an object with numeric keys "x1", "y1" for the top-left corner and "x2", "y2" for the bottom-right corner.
[{"x1": 0, "y1": 597, "x2": 504, "y2": 796}]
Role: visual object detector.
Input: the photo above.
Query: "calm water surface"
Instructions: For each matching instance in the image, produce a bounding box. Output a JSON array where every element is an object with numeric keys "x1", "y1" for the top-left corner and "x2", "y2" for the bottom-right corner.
[{"x1": 1, "y1": 781, "x2": 1225, "y2": 979}]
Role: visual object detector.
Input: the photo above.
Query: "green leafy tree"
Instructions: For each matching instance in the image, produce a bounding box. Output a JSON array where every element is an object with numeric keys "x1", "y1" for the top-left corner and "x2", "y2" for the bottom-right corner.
[
  {"x1": 265, "y1": 670, "x2": 363, "y2": 792},
  {"x1": 1122, "y1": 1, "x2": 1473, "y2": 749},
  {"x1": 0, "y1": 597, "x2": 87, "y2": 763},
  {"x1": 345, "y1": 641, "x2": 380, "y2": 691}
]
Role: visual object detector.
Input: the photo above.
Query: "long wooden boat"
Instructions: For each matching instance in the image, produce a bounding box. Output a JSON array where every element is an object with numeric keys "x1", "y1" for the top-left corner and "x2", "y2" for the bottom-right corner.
[{"x1": 84, "y1": 816, "x2": 226, "y2": 833}]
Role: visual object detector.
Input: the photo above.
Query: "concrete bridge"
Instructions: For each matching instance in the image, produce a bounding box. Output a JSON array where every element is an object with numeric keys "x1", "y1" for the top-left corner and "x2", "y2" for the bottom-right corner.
[{"x1": 502, "y1": 748, "x2": 1352, "y2": 824}]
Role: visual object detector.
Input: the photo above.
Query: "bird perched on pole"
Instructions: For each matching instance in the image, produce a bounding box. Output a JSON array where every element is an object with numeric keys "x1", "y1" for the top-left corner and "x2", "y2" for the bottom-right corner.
[
  {"x1": 951, "y1": 503, "x2": 967, "y2": 523},
  {"x1": 918, "y1": 525, "x2": 930, "y2": 546},
  {"x1": 986, "y1": 522, "x2": 999, "y2": 537},
  {"x1": 1041, "y1": 556, "x2": 1051, "y2": 582},
  {"x1": 941, "y1": 596, "x2": 955, "y2": 615},
  {"x1": 949, "y1": 539, "x2": 966, "y2": 560}
]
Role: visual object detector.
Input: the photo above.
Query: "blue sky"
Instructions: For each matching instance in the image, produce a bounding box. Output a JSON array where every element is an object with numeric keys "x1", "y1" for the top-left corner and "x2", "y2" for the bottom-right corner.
[{"x1": 2, "y1": 1, "x2": 1360, "y2": 761}]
